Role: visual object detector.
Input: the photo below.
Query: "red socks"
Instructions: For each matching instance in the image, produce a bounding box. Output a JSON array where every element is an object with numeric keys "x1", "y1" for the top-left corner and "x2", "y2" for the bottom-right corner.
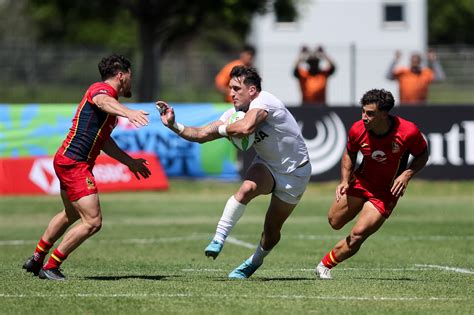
[
  {"x1": 33, "y1": 239, "x2": 53, "y2": 263},
  {"x1": 321, "y1": 249, "x2": 341, "y2": 269},
  {"x1": 43, "y1": 248, "x2": 68, "y2": 270}
]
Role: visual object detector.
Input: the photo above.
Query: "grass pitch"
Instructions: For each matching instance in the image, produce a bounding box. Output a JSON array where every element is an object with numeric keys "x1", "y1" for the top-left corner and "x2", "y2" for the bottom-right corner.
[{"x1": 0, "y1": 180, "x2": 473, "y2": 314}]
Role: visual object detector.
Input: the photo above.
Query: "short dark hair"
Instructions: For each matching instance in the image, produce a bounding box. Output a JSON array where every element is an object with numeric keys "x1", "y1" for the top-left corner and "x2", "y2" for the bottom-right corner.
[
  {"x1": 360, "y1": 89, "x2": 395, "y2": 112},
  {"x1": 98, "y1": 54, "x2": 131, "y2": 81},
  {"x1": 242, "y1": 44, "x2": 256, "y2": 56},
  {"x1": 230, "y1": 66, "x2": 262, "y2": 92}
]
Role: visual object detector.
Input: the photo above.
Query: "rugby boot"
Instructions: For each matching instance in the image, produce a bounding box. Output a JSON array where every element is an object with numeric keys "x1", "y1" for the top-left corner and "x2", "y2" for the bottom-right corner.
[
  {"x1": 204, "y1": 240, "x2": 224, "y2": 259},
  {"x1": 228, "y1": 258, "x2": 261, "y2": 279},
  {"x1": 22, "y1": 256, "x2": 42, "y2": 276},
  {"x1": 315, "y1": 262, "x2": 332, "y2": 280},
  {"x1": 39, "y1": 268, "x2": 66, "y2": 281}
]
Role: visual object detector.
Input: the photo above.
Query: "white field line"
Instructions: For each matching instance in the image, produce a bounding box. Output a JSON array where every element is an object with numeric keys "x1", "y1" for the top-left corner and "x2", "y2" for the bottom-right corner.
[
  {"x1": 226, "y1": 236, "x2": 255, "y2": 249},
  {"x1": 415, "y1": 264, "x2": 474, "y2": 274},
  {"x1": 2, "y1": 234, "x2": 473, "y2": 247},
  {"x1": 0, "y1": 235, "x2": 256, "y2": 248},
  {"x1": 0, "y1": 293, "x2": 466, "y2": 301},
  {"x1": 181, "y1": 266, "x2": 474, "y2": 274}
]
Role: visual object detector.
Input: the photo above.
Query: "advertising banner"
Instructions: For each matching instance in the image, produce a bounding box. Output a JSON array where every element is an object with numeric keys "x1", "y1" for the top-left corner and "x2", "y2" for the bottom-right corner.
[
  {"x1": 1, "y1": 103, "x2": 472, "y2": 187},
  {"x1": 242, "y1": 106, "x2": 474, "y2": 181},
  {"x1": 0, "y1": 103, "x2": 239, "y2": 181},
  {"x1": 112, "y1": 103, "x2": 238, "y2": 179},
  {"x1": 0, "y1": 152, "x2": 168, "y2": 195}
]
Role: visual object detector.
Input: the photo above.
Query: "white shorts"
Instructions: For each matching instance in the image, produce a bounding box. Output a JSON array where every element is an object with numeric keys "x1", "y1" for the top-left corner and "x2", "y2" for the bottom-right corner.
[{"x1": 252, "y1": 156, "x2": 311, "y2": 205}]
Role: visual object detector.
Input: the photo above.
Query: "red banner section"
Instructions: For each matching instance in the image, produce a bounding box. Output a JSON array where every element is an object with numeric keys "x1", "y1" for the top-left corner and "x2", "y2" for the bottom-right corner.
[{"x1": 0, "y1": 152, "x2": 168, "y2": 195}]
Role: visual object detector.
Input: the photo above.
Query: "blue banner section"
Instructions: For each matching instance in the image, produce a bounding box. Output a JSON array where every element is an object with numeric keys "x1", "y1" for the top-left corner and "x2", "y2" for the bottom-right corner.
[
  {"x1": 113, "y1": 103, "x2": 238, "y2": 179},
  {"x1": 0, "y1": 103, "x2": 239, "y2": 180}
]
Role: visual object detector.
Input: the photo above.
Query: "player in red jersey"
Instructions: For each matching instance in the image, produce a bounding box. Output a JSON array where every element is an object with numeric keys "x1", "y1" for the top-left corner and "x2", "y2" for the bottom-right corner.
[
  {"x1": 314, "y1": 89, "x2": 429, "y2": 279},
  {"x1": 22, "y1": 55, "x2": 151, "y2": 280}
]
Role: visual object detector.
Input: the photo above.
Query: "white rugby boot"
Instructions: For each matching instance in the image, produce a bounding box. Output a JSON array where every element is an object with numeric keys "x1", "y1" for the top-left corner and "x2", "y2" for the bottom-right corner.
[{"x1": 315, "y1": 262, "x2": 332, "y2": 280}]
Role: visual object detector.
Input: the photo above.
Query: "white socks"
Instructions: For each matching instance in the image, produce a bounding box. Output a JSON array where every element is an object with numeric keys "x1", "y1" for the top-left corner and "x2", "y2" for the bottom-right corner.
[
  {"x1": 214, "y1": 196, "x2": 246, "y2": 243},
  {"x1": 250, "y1": 243, "x2": 270, "y2": 265}
]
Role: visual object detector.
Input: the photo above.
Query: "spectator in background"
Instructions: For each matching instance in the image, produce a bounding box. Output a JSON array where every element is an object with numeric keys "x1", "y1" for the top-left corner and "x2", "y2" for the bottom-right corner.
[
  {"x1": 294, "y1": 45, "x2": 336, "y2": 106},
  {"x1": 215, "y1": 44, "x2": 256, "y2": 103},
  {"x1": 386, "y1": 49, "x2": 445, "y2": 105}
]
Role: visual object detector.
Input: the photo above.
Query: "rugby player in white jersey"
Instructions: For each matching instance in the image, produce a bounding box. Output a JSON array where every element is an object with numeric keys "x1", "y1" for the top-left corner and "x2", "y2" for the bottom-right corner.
[{"x1": 156, "y1": 66, "x2": 311, "y2": 278}]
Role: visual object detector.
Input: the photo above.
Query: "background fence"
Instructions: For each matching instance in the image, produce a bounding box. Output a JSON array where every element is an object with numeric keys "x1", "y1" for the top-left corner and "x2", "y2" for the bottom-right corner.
[{"x1": 1, "y1": 41, "x2": 473, "y2": 105}]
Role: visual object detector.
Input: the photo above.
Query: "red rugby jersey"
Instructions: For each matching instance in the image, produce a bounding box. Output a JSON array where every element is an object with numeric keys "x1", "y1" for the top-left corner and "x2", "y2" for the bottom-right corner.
[
  {"x1": 347, "y1": 116, "x2": 427, "y2": 190},
  {"x1": 59, "y1": 82, "x2": 118, "y2": 164}
]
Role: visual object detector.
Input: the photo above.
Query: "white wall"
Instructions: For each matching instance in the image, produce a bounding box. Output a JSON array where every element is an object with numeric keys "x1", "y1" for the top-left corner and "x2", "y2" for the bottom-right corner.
[{"x1": 249, "y1": 0, "x2": 427, "y2": 106}]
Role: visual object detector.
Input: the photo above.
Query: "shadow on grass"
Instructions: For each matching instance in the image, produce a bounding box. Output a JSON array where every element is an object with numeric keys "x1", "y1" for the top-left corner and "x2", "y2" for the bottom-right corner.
[
  {"x1": 82, "y1": 275, "x2": 181, "y2": 281},
  {"x1": 214, "y1": 277, "x2": 314, "y2": 281},
  {"x1": 259, "y1": 277, "x2": 315, "y2": 281}
]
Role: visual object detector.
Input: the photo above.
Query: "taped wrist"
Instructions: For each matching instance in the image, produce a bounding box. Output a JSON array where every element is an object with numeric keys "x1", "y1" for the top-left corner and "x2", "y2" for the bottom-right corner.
[
  {"x1": 172, "y1": 121, "x2": 185, "y2": 134},
  {"x1": 218, "y1": 124, "x2": 228, "y2": 137}
]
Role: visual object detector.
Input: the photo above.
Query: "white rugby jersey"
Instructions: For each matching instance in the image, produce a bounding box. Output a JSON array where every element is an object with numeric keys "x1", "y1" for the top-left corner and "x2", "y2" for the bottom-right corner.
[{"x1": 219, "y1": 91, "x2": 309, "y2": 174}]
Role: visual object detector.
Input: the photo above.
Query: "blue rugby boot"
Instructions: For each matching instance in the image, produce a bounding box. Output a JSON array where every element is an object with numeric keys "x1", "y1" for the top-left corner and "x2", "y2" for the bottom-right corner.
[
  {"x1": 228, "y1": 258, "x2": 261, "y2": 279},
  {"x1": 204, "y1": 240, "x2": 223, "y2": 260}
]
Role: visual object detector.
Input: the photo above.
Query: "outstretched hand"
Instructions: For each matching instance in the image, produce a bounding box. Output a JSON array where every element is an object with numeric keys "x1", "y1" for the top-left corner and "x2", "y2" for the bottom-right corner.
[
  {"x1": 156, "y1": 101, "x2": 175, "y2": 128},
  {"x1": 128, "y1": 158, "x2": 151, "y2": 180},
  {"x1": 127, "y1": 109, "x2": 149, "y2": 128}
]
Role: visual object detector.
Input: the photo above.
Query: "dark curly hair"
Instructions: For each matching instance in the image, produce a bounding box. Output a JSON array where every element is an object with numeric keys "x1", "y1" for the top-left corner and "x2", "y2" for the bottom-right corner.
[
  {"x1": 360, "y1": 89, "x2": 395, "y2": 112},
  {"x1": 98, "y1": 54, "x2": 131, "y2": 81},
  {"x1": 230, "y1": 66, "x2": 262, "y2": 92}
]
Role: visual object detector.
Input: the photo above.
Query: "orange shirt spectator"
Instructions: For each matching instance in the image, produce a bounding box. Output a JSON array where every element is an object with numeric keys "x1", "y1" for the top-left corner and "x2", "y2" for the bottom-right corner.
[
  {"x1": 215, "y1": 45, "x2": 256, "y2": 103},
  {"x1": 387, "y1": 50, "x2": 445, "y2": 105},
  {"x1": 393, "y1": 67, "x2": 434, "y2": 103},
  {"x1": 294, "y1": 46, "x2": 336, "y2": 105}
]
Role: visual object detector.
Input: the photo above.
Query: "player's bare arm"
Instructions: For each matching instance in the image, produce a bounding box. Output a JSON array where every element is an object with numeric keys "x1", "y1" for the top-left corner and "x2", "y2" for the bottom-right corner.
[
  {"x1": 391, "y1": 149, "x2": 429, "y2": 197},
  {"x1": 226, "y1": 108, "x2": 267, "y2": 138},
  {"x1": 102, "y1": 138, "x2": 151, "y2": 179},
  {"x1": 93, "y1": 94, "x2": 149, "y2": 127},
  {"x1": 156, "y1": 100, "x2": 225, "y2": 143},
  {"x1": 336, "y1": 149, "x2": 357, "y2": 201}
]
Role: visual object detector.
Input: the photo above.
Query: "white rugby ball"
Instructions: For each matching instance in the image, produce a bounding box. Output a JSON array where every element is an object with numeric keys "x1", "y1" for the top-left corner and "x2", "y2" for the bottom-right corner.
[{"x1": 227, "y1": 111, "x2": 255, "y2": 151}]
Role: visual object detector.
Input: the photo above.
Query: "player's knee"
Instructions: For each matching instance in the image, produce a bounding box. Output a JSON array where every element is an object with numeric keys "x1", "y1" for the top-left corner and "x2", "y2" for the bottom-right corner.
[
  {"x1": 328, "y1": 216, "x2": 344, "y2": 230},
  {"x1": 83, "y1": 217, "x2": 102, "y2": 235},
  {"x1": 236, "y1": 181, "x2": 258, "y2": 201}
]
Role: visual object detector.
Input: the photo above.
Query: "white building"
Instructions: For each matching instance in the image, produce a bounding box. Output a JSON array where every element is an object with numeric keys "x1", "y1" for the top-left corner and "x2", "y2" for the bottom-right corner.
[{"x1": 249, "y1": 0, "x2": 427, "y2": 106}]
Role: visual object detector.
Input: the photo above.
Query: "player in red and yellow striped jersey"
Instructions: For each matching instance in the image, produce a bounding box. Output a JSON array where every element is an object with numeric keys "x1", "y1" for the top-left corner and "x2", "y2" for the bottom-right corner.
[{"x1": 22, "y1": 55, "x2": 151, "y2": 280}]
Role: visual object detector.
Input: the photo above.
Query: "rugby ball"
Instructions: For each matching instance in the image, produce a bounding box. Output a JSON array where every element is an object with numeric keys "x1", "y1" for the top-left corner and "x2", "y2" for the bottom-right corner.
[{"x1": 227, "y1": 111, "x2": 255, "y2": 151}]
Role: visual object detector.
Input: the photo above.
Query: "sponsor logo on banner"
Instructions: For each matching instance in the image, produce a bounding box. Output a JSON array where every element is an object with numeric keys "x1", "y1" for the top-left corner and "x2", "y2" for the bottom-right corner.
[
  {"x1": 425, "y1": 121, "x2": 474, "y2": 166},
  {"x1": 93, "y1": 163, "x2": 132, "y2": 183},
  {"x1": 28, "y1": 158, "x2": 60, "y2": 194},
  {"x1": 303, "y1": 112, "x2": 346, "y2": 175},
  {"x1": 0, "y1": 153, "x2": 168, "y2": 195}
]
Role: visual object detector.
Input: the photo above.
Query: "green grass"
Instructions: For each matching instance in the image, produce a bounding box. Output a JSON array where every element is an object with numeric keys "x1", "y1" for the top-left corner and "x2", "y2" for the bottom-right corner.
[
  {"x1": 0, "y1": 180, "x2": 473, "y2": 314},
  {"x1": 428, "y1": 84, "x2": 474, "y2": 104}
]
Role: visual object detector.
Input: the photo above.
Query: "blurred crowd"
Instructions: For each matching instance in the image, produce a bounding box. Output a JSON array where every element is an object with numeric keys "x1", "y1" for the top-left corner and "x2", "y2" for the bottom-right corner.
[{"x1": 215, "y1": 44, "x2": 446, "y2": 106}]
